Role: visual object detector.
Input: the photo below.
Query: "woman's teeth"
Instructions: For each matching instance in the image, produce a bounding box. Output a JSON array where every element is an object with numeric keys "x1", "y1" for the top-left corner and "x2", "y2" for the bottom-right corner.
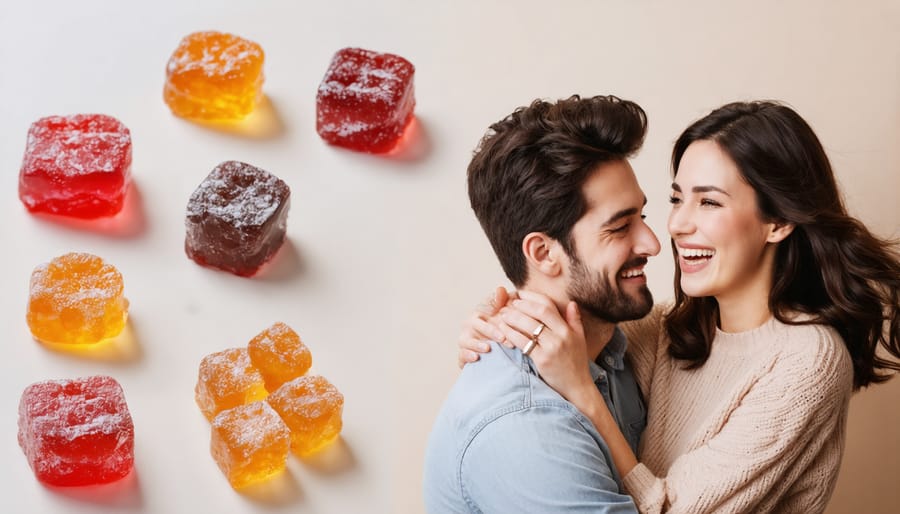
[{"x1": 680, "y1": 248, "x2": 716, "y2": 259}]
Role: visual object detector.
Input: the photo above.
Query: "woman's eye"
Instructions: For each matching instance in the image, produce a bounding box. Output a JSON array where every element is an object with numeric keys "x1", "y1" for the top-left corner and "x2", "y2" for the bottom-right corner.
[
  {"x1": 610, "y1": 224, "x2": 629, "y2": 234},
  {"x1": 700, "y1": 198, "x2": 722, "y2": 207},
  {"x1": 668, "y1": 196, "x2": 681, "y2": 205}
]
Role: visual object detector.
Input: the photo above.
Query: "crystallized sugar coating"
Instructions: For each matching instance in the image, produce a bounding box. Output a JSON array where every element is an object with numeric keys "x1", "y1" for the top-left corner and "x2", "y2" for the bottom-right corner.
[
  {"x1": 248, "y1": 322, "x2": 312, "y2": 391},
  {"x1": 17, "y1": 376, "x2": 135, "y2": 486},
  {"x1": 186, "y1": 161, "x2": 285, "y2": 227},
  {"x1": 164, "y1": 31, "x2": 265, "y2": 121},
  {"x1": 267, "y1": 375, "x2": 344, "y2": 456},
  {"x1": 316, "y1": 47, "x2": 416, "y2": 153},
  {"x1": 185, "y1": 160, "x2": 290, "y2": 277},
  {"x1": 18, "y1": 114, "x2": 132, "y2": 218},
  {"x1": 211, "y1": 401, "x2": 290, "y2": 488},
  {"x1": 196, "y1": 348, "x2": 268, "y2": 420},
  {"x1": 27, "y1": 253, "x2": 129, "y2": 345}
]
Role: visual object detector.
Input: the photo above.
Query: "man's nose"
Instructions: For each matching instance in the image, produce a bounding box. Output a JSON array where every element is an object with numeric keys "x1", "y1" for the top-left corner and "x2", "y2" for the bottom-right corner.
[{"x1": 635, "y1": 219, "x2": 661, "y2": 257}]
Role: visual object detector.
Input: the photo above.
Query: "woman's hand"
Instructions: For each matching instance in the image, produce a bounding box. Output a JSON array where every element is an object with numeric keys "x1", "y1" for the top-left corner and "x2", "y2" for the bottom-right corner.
[
  {"x1": 500, "y1": 291, "x2": 638, "y2": 477},
  {"x1": 457, "y1": 287, "x2": 515, "y2": 368},
  {"x1": 497, "y1": 290, "x2": 595, "y2": 404}
]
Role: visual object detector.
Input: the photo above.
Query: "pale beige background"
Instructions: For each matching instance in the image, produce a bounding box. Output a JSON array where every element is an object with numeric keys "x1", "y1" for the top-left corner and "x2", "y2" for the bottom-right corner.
[{"x1": 0, "y1": 1, "x2": 897, "y2": 513}]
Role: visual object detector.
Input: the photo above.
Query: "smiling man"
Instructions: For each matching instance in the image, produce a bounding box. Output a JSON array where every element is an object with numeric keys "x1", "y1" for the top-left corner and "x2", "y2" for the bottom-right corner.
[{"x1": 423, "y1": 95, "x2": 660, "y2": 513}]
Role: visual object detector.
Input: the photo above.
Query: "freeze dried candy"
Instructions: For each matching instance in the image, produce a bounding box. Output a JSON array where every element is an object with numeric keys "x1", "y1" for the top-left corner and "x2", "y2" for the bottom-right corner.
[
  {"x1": 316, "y1": 47, "x2": 416, "y2": 153},
  {"x1": 27, "y1": 252, "x2": 128, "y2": 345},
  {"x1": 18, "y1": 376, "x2": 134, "y2": 486},
  {"x1": 211, "y1": 401, "x2": 290, "y2": 488},
  {"x1": 196, "y1": 348, "x2": 268, "y2": 421},
  {"x1": 248, "y1": 322, "x2": 312, "y2": 391},
  {"x1": 267, "y1": 375, "x2": 344, "y2": 456},
  {"x1": 164, "y1": 31, "x2": 265, "y2": 121},
  {"x1": 185, "y1": 160, "x2": 290, "y2": 277},
  {"x1": 19, "y1": 114, "x2": 132, "y2": 218}
]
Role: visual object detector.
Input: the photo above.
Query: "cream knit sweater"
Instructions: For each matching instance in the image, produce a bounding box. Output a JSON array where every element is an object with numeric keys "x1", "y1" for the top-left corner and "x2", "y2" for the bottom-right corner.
[{"x1": 619, "y1": 305, "x2": 854, "y2": 514}]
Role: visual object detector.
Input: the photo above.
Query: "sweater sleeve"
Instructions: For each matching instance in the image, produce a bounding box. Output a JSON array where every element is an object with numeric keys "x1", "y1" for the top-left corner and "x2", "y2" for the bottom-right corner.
[
  {"x1": 620, "y1": 303, "x2": 668, "y2": 398},
  {"x1": 622, "y1": 324, "x2": 854, "y2": 514}
]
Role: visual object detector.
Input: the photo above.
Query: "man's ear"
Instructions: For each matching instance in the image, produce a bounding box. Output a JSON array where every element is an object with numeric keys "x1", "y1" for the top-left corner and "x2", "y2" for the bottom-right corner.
[
  {"x1": 766, "y1": 221, "x2": 795, "y2": 243},
  {"x1": 522, "y1": 232, "x2": 563, "y2": 277}
]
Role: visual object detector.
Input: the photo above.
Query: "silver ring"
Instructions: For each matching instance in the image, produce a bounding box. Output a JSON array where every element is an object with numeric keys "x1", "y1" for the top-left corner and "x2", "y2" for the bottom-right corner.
[
  {"x1": 522, "y1": 338, "x2": 538, "y2": 356},
  {"x1": 531, "y1": 323, "x2": 545, "y2": 338}
]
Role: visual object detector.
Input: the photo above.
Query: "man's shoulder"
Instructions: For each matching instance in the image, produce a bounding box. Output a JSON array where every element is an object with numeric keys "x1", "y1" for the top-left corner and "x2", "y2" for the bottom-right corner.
[
  {"x1": 449, "y1": 343, "x2": 556, "y2": 419},
  {"x1": 434, "y1": 342, "x2": 593, "y2": 448},
  {"x1": 424, "y1": 344, "x2": 635, "y2": 513}
]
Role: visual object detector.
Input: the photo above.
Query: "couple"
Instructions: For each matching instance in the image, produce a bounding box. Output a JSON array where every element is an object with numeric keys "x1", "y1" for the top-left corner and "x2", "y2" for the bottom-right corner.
[{"x1": 423, "y1": 95, "x2": 900, "y2": 513}]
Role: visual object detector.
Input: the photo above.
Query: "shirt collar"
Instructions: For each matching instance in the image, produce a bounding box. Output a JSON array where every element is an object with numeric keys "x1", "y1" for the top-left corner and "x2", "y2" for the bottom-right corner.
[{"x1": 590, "y1": 326, "x2": 627, "y2": 380}]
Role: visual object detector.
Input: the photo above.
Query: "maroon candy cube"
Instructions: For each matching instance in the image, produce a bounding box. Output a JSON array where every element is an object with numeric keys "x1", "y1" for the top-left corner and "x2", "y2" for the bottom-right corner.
[
  {"x1": 185, "y1": 161, "x2": 291, "y2": 276},
  {"x1": 18, "y1": 114, "x2": 132, "y2": 218},
  {"x1": 316, "y1": 47, "x2": 416, "y2": 154},
  {"x1": 17, "y1": 376, "x2": 135, "y2": 486}
]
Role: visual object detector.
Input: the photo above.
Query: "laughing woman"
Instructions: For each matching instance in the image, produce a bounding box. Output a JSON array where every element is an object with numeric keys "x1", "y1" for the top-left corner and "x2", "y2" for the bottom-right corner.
[{"x1": 459, "y1": 102, "x2": 900, "y2": 513}]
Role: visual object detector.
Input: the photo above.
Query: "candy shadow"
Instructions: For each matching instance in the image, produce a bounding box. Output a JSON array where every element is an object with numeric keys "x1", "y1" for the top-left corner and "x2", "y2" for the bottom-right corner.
[
  {"x1": 186, "y1": 95, "x2": 286, "y2": 141},
  {"x1": 254, "y1": 238, "x2": 305, "y2": 283},
  {"x1": 45, "y1": 468, "x2": 144, "y2": 510},
  {"x1": 385, "y1": 116, "x2": 432, "y2": 164},
  {"x1": 298, "y1": 437, "x2": 357, "y2": 476},
  {"x1": 29, "y1": 181, "x2": 147, "y2": 239},
  {"x1": 39, "y1": 319, "x2": 143, "y2": 364},
  {"x1": 238, "y1": 467, "x2": 304, "y2": 506}
]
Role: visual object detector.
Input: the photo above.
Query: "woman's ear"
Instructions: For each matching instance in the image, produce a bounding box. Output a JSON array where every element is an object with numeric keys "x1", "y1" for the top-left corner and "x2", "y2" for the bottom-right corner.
[
  {"x1": 767, "y1": 221, "x2": 796, "y2": 243},
  {"x1": 522, "y1": 232, "x2": 563, "y2": 277}
]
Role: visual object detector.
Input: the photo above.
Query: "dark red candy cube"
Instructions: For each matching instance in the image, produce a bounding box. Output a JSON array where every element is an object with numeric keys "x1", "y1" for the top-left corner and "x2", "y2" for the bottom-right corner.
[
  {"x1": 316, "y1": 47, "x2": 416, "y2": 154},
  {"x1": 17, "y1": 376, "x2": 135, "y2": 486},
  {"x1": 185, "y1": 161, "x2": 291, "y2": 277},
  {"x1": 18, "y1": 114, "x2": 132, "y2": 218}
]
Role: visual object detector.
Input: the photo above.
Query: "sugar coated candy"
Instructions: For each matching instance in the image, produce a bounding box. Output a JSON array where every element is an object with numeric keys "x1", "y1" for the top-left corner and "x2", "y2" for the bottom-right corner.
[
  {"x1": 248, "y1": 322, "x2": 312, "y2": 391},
  {"x1": 164, "y1": 31, "x2": 265, "y2": 121},
  {"x1": 27, "y1": 253, "x2": 128, "y2": 345},
  {"x1": 267, "y1": 375, "x2": 344, "y2": 456},
  {"x1": 196, "y1": 348, "x2": 268, "y2": 421},
  {"x1": 316, "y1": 47, "x2": 416, "y2": 153},
  {"x1": 18, "y1": 376, "x2": 135, "y2": 486},
  {"x1": 19, "y1": 114, "x2": 132, "y2": 218},
  {"x1": 211, "y1": 401, "x2": 290, "y2": 488},
  {"x1": 185, "y1": 160, "x2": 290, "y2": 277}
]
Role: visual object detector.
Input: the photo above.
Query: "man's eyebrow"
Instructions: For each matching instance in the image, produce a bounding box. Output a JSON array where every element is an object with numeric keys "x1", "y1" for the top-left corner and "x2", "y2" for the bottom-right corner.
[
  {"x1": 671, "y1": 182, "x2": 730, "y2": 196},
  {"x1": 601, "y1": 196, "x2": 647, "y2": 227}
]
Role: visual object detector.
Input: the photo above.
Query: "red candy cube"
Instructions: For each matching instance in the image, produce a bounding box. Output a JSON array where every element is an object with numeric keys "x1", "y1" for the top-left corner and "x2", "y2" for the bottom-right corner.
[
  {"x1": 18, "y1": 114, "x2": 132, "y2": 219},
  {"x1": 316, "y1": 47, "x2": 416, "y2": 154},
  {"x1": 17, "y1": 376, "x2": 135, "y2": 486}
]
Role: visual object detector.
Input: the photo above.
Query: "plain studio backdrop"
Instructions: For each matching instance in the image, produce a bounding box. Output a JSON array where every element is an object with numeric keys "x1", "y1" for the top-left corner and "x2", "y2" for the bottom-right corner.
[{"x1": 0, "y1": 1, "x2": 897, "y2": 513}]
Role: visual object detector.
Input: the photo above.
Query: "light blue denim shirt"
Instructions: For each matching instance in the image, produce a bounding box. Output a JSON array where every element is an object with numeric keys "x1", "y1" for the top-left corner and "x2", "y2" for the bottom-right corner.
[{"x1": 423, "y1": 328, "x2": 644, "y2": 514}]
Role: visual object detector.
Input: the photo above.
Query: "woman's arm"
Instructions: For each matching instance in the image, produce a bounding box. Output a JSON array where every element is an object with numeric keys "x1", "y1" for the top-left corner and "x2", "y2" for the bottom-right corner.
[
  {"x1": 501, "y1": 297, "x2": 854, "y2": 514},
  {"x1": 497, "y1": 292, "x2": 640, "y2": 478}
]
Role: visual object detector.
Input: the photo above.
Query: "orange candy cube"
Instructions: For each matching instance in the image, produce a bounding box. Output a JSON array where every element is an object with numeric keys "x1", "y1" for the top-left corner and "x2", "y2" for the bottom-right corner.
[
  {"x1": 211, "y1": 401, "x2": 290, "y2": 488},
  {"x1": 248, "y1": 322, "x2": 312, "y2": 391},
  {"x1": 195, "y1": 348, "x2": 267, "y2": 421},
  {"x1": 164, "y1": 31, "x2": 264, "y2": 121},
  {"x1": 267, "y1": 375, "x2": 344, "y2": 456},
  {"x1": 27, "y1": 253, "x2": 128, "y2": 345}
]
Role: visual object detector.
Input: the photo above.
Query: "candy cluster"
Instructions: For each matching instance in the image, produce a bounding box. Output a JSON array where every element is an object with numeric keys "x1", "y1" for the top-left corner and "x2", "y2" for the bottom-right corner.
[{"x1": 196, "y1": 323, "x2": 344, "y2": 488}]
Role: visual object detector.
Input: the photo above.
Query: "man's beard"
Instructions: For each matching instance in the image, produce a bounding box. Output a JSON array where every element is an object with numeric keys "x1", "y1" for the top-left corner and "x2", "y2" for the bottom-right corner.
[{"x1": 566, "y1": 255, "x2": 654, "y2": 323}]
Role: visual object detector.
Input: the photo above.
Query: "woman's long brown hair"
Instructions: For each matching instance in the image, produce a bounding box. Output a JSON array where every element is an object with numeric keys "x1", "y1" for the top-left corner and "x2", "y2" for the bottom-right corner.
[{"x1": 665, "y1": 101, "x2": 900, "y2": 389}]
